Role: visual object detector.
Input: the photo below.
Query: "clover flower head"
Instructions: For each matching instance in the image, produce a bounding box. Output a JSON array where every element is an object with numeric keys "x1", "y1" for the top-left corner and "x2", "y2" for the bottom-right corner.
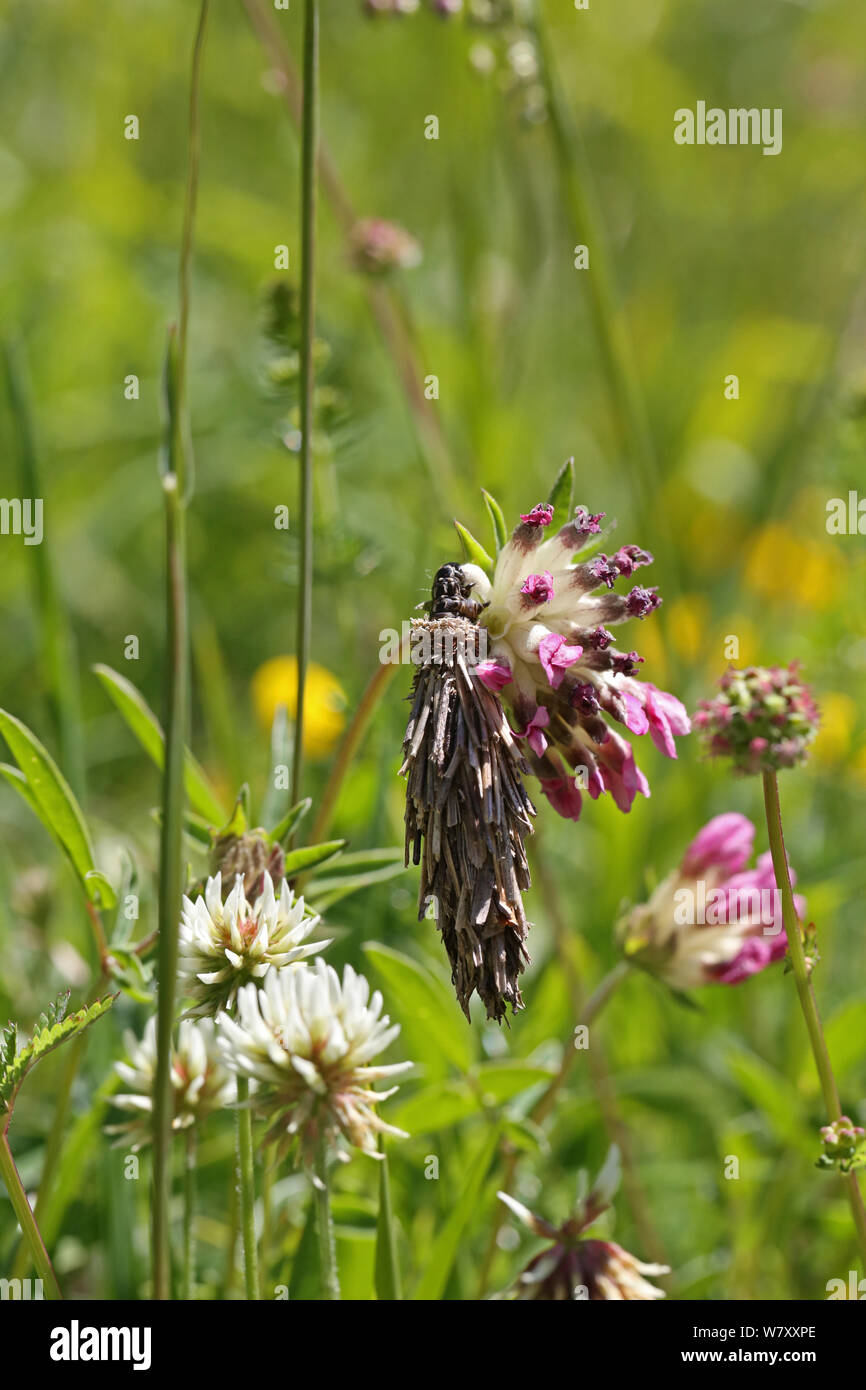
[
  {"x1": 817, "y1": 1117, "x2": 866, "y2": 1173},
  {"x1": 459, "y1": 498, "x2": 689, "y2": 820},
  {"x1": 348, "y1": 218, "x2": 422, "y2": 275},
  {"x1": 216, "y1": 958, "x2": 412, "y2": 1164},
  {"x1": 617, "y1": 813, "x2": 805, "y2": 990},
  {"x1": 211, "y1": 829, "x2": 286, "y2": 899},
  {"x1": 106, "y1": 1017, "x2": 234, "y2": 1152},
  {"x1": 178, "y1": 871, "x2": 329, "y2": 1018},
  {"x1": 695, "y1": 664, "x2": 820, "y2": 774},
  {"x1": 496, "y1": 1155, "x2": 668, "y2": 1301}
]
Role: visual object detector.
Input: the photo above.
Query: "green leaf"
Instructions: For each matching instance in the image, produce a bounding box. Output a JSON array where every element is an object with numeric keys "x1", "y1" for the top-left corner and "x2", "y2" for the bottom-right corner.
[
  {"x1": 590, "y1": 1143, "x2": 622, "y2": 1208},
  {"x1": 0, "y1": 992, "x2": 117, "y2": 1116},
  {"x1": 363, "y1": 943, "x2": 474, "y2": 1079},
  {"x1": 453, "y1": 521, "x2": 494, "y2": 577},
  {"x1": 306, "y1": 860, "x2": 407, "y2": 912},
  {"x1": 473, "y1": 1061, "x2": 555, "y2": 1105},
  {"x1": 269, "y1": 797, "x2": 312, "y2": 846},
  {"x1": 374, "y1": 1136, "x2": 402, "y2": 1301},
  {"x1": 217, "y1": 788, "x2": 249, "y2": 839},
  {"x1": 0, "y1": 711, "x2": 116, "y2": 910},
  {"x1": 546, "y1": 455, "x2": 574, "y2": 527},
  {"x1": 313, "y1": 847, "x2": 403, "y2": 874},
  {"x1": 413, "y1": 1124, "x2": 501, "y2": 1300},
  {"x1": 481, "y1": 488, "x2": 507, "y2": 553},
  {"x1": 726, "y1": 1049, "x2": 810, "y2": 1153},
  {"x1": 388, "y1": 1081, "x2": 478, "y2": 1136},
  {"x1": 283, "y1": 839, "x2": 346, "y2": 876},
  {"x1": 93, "y1": 664, "x2": 226, "y2": 824},
  {"x1": 106, "y1": 948, "x2": 155, "y2": 1006},
  {"x1": 288, "y1": 1197, "x2": 324, "y2": 1302}
]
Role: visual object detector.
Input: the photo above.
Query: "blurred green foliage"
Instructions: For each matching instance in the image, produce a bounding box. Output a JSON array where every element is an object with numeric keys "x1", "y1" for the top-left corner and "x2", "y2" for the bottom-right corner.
[{"x1": 1, "y1": 0, "x2": 865, "y2": 1300}]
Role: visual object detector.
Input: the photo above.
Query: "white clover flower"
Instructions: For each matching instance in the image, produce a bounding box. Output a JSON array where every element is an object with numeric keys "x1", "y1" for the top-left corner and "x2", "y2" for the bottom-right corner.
[
  {"x1": 460, "y1": 500, "x2": 689, "y2": 820},
  {"x1": 178, "y1": 871, "x2": 329, "y2": 1018},
  {"x1": 217, "y1": 958, "x2": 412, "y2": 1164},
  {"x1": 106, "y1": 1016, "x2": 234, "y2": 1152}
]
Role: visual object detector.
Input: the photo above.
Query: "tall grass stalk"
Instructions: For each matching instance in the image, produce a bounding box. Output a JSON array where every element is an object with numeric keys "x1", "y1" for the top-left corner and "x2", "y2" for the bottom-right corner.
[
  {"x1": 762, "y1": 769, "x2": 866, "y2": 1268},
  {"x1": 151, "y1": 0, "x2": 210, "y2": 1299},
  {"x1": 290, "y1": 0, "x2": 320, "y2": 810}
]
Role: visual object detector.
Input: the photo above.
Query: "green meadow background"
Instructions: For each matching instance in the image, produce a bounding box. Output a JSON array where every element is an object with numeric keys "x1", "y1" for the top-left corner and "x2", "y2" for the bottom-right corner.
[{"x1": 1, "y1": 0, "x2": 865, "y2": 1299}]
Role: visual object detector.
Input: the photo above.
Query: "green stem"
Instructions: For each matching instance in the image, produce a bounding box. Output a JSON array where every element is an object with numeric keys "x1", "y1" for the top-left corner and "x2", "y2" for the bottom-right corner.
[
  {"x1": 0, "y1": 1129, "x2": 62, "y2": 1300},
  {"x1": 182, "y1": 1127, "x2": 197, "y2": 1300},
  {"x1": 235, "y1": 1075, "x2": 260, "y2": 1300},
  {"x1": 177, "y1": 1, "x2": 210, "y2": 409},
  {"x1": 290, "y1": 0, "x2": 319, "y2": 811},
  {"x1": 314, "y1": 1134, "x2": 340, "y2": 1300},
  {"x1": 374, "y1": 1133, "x2": 402, "y2": 1301},
  {"x1": 762, "y1": 769, "x2": 866, "y2": 1268},
  {"x1": 152, "y1": 468, "x2": 187, "y2": 1301},
  {"x1": 151, "y1": 0, "x2": 208, "y2": 1300}
]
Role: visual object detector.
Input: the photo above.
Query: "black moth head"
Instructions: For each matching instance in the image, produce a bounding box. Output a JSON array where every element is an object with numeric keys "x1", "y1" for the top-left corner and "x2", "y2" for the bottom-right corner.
[{"x1": 430, "y1": 563, "x2": 484, "y2": 621}]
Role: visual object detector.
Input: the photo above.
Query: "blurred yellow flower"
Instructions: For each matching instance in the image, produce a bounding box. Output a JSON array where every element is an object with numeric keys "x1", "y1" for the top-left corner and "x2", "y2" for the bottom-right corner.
[
  {"x1": 251, "y1": 656, "x2": 347, "y2": 759},
  {"x1": 744, "y1": 523, "x2": 833, "y2": 611},
  {"x1": 812, "y1": 692, "x2": 857, "y2": 765},
  {"x1": 667, "y1": 594, "x2": 710, "y2": 662}
]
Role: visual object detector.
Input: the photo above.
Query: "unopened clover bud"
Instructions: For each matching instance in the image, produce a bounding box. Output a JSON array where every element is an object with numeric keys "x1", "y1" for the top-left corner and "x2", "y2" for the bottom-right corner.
[
  {"x1": 695, "y1": 664, "x2": 820, "y2": 774},
  {"x1": 211, "y1": 830, "x2": 285, "y2": 900}
]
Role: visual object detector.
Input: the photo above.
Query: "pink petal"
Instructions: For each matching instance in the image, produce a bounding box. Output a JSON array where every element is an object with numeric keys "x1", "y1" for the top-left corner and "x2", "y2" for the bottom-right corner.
[
  {"x1": 643, "y1": 684, "x2": 691, "y2": 758},
  {"x1": 682, "y1": 813, "x2": 755, "y2": 877},
  {"x1": 476, "y1": 658, "x2": 512, "y2": 692},
  {"x1": 539, "y1": 776, "x2": 583, "y2": 821},
  {"x1": 621, "y1": 692, "x2": 649, "y2": 736},
  {"x1": 538, "y1": 633, "x2": 583, "y2": 690}
]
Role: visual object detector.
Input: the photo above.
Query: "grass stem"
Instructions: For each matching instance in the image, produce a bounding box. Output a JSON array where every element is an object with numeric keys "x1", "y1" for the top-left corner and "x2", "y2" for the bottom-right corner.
[
  {"x1": 290, "y1": 0, "x2": 320, "y2": 811},
  {"x1": 151, "y1": 0, "x2": 209, "y2": 1298}
]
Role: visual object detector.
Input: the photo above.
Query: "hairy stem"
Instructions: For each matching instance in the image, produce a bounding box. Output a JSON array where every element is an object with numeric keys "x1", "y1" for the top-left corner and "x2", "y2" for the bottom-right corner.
[
  {"x1": 762, "y1": 769, "x2": 866, "y2": 1268},
  {"x1": 235, "y1": 1075, "x2": 260, "y2": 1300},
  {"x1": 240, "y1": 0, "x2": 458, "y2": 510}
]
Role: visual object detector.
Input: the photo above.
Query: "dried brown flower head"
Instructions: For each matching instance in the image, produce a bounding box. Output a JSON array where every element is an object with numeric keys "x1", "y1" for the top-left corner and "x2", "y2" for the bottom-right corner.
[{"x1": 401, "y1": 568, "x2": 535, "y2": 1022}]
